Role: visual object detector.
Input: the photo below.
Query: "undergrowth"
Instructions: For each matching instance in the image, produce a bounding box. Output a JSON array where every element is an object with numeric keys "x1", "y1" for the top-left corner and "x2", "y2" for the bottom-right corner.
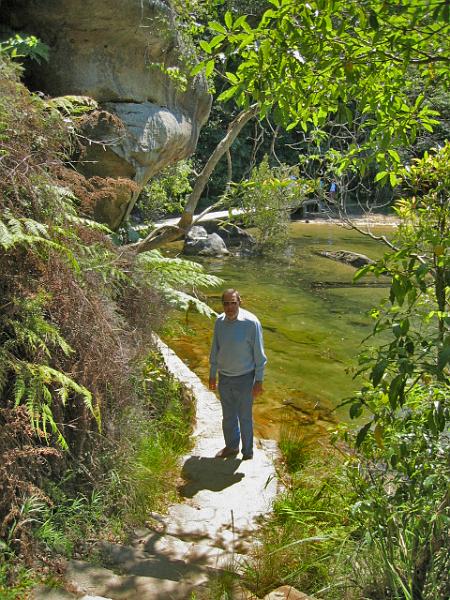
[
  {"x1": 243, "y1": 427, "x2": 357, "y2": 599},
  {"x1": 108, "y1": 351, "x2": 194, "y2": 521},
  {"x1": 0, "y1": 53, "x2": 198, "y2": 597},
  {"x1": 0, "y1": 351, "x2": 194, "y2": 598}
]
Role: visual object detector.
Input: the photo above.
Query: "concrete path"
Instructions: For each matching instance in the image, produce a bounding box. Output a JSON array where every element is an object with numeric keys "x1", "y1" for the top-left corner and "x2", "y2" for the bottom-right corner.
[{"x1": 33, "y1": 339, "x2": 279, "y2": 600}]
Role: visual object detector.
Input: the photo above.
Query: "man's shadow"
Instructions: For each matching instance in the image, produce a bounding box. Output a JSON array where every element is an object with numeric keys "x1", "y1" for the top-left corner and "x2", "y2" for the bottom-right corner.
[{"x1": 178, "y1": 456, "x2": 244, "y2": 498}]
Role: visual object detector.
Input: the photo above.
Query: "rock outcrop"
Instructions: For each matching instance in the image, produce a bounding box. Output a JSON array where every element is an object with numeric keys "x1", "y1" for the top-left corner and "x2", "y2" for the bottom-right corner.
[
  {"x1": 2, "y1": 0, "x2": 211, "y2": 228},
  {"x1": 264, "y1": 586, "x2": 316, "y2": 600}
]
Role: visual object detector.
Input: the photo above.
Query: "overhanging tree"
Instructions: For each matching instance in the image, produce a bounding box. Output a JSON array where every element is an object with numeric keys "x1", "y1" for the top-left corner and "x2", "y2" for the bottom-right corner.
[{"x1": 131, "y1": 0, "x2": 448, "y2": 253}]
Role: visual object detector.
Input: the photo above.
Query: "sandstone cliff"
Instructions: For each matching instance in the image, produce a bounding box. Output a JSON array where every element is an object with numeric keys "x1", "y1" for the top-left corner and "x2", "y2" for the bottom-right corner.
[{"x1": 1, "y1": 0, "x2": 211, "y2": 228}]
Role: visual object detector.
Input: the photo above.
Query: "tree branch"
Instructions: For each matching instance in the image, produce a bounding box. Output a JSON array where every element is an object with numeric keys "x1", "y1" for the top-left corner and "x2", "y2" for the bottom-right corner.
[{"x1": 128, "y1": 104, "x2": 259, "y2": 255}]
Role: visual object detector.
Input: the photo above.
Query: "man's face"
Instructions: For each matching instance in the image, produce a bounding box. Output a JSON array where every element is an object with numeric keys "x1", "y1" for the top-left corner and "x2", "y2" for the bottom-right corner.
[{"x1": 222, "y1": 292, "x2": 240, "y2": 320}]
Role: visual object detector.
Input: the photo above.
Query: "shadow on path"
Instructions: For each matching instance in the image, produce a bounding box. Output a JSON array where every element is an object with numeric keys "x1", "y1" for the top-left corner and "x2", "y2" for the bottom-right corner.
[{"x1": 179, "y1": 456, "x2": 244, "y2": 498}]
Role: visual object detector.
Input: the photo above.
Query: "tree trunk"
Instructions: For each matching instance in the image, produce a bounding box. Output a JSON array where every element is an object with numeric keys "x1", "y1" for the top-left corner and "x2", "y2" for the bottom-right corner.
[{"x1": 129, "y1": 104, "x2": 258, "y2": 255}]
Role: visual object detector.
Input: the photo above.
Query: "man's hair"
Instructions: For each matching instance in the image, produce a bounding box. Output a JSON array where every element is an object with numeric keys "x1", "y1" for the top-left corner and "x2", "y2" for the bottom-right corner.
[{"x1": 222, "y1": 288, "x2": 241, "y2": 303}]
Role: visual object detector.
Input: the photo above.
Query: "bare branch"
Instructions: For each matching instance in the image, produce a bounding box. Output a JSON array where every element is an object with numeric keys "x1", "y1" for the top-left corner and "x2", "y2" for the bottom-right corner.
[{"x1": 129, "y1": 104, "x2": 259, "y2": 255}]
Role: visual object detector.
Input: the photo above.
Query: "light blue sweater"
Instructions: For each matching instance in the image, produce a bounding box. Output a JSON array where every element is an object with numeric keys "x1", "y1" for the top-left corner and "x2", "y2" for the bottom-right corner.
[{"x1": 209, "y1": 308, "x2": 267, "y2": 381}]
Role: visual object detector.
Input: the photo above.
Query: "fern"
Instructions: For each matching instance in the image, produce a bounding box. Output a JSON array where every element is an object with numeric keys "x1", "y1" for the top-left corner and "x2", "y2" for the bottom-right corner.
[
  {"x1": 78, "y1": 244, "x2": 130, "y2": 287},
  {"x1": 163, "y1": 289, "x2": 218, "y2": 318},
  {"x1": 13, "y1": 373, "x2": 26, "y2": 405},
  {"x1": 0, "y1": 212, "x2": 79, "y2": 271},
  {"x1": 5, "y1": 295, "x2": 73, "y2": 358},
  {"x1": 1, "y1": 295, "x2": 99, "y2": 449},
  {"x1": 11, "y1": 360, "x2": 98, "y2": 450},
  {"x1": 44, "y1": 95, "x2": 98, "y2": 117},
  {"x1": 134, "y1": 250, "x2": 222, "y2": 316}
]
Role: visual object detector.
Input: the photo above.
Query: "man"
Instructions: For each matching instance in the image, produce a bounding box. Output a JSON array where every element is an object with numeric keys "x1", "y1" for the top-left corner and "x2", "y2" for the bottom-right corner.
[{"x1": 209, "y1": 288, "x2": 267, "y2": 460}]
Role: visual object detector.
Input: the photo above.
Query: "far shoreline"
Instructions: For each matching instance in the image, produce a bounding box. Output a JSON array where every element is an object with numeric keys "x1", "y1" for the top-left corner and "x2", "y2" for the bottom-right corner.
[{"x1": 293, "y1": 213, "x2": 400, "y2": 227}]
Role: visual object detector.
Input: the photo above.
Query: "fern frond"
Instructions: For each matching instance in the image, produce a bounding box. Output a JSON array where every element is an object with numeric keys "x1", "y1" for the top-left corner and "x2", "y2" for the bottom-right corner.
[
  {"x1": 135, "y1": 250, "x2": 222, "y2": 298},
  {"x1": 35, "y1": 365, "x2": 93, "y2": 407},
  {"x1": 0, "y1": 348, "x2": 12, "y2": 396},
  {"x1": 10, "y1": 358, "x2": 98, "y2": 448},
  {"x1": 163, "y1": 289, "x2": 218, "y2": 319},
  {"x1": 24, "y1": 376, "x2": 40, "y2": 430},
  {"x1": 65, "y1": 213, "x2": 111, "y2": 233},
  {"x1": 133, "y1": 250, "x2": 222, "y2": 317},
  {"x1": 7, "y1": 295, "x2": 73, "y2": 357},
  {"x1": 45, "y1": 95, "x2": 98, "y2": 117},
  {"x1": 0, "y1": 212, "x2": 79, "y2": 273},
  {"x1": 41, "y1": 403, "x2": 68, "y2": 451},
  {"x1": 13, "y1": 375, "x2": 26, "y2": 405},
  {"x1": 78, "y1": 243, "x2": 130, "y2": 286},
  {"x1": 22, "y1": 218, "x2": 50, "y2": 238},
  {"x1": 0, "y1": 217, "x2": 15, "y2": 247}
]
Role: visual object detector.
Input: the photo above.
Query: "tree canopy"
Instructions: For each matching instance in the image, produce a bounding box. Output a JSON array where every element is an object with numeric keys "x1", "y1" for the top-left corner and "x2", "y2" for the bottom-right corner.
[
  {"x1": 135, "y1": 0, "x2": 448, "y2": 250},
  {"x1": 196, "y1": 0, "x2": 448, "y2": 177}
]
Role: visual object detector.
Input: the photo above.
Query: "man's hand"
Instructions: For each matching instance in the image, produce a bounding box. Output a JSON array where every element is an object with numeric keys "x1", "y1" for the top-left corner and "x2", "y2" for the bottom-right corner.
[
  {"x1": 253, "y1": 381, "x2": 263, "y2": 397},
  {"x1": 209, "y1": 377, "x2": 217, "y2": 391}
]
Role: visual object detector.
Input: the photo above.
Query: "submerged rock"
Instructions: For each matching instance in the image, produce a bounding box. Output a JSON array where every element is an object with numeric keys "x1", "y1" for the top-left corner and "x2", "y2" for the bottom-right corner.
[{"x1": 316, "y1": 250, "x2": 375, "y2": 268}]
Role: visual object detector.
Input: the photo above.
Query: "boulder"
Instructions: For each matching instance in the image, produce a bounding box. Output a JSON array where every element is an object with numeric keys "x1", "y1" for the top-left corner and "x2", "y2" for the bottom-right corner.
[
  {"x1": 203, "y1": 221, "x2": 256, "y2": 248},
  {"x1": 2, "y1": 0, "x2": 212, "y2": 228},
  {"x1": 183, "y1": 226, "x2": 229, "y2": 257}
]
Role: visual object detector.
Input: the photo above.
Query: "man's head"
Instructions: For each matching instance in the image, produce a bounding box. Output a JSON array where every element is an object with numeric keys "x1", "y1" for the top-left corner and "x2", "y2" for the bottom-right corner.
[{"x1": 221, "y1": 288, "x2": 241, "y2": 320}]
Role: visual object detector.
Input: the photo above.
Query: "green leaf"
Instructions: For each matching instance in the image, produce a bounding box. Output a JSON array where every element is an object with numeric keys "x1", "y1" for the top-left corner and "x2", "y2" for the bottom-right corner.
[
  {"x1": 190, "y1": 60, "x2": 207, "y2": 76},
  {"x1": 392, "y1": 319, "x2": 409, "y2": 337},
  {"x1": 226, "y1": 71, "x2": 239, "y2": 84},
  {"x1": 286, "y1": 120, "x2": 299, "y2": 131},
  {"x1": 224, "y1": 11, "x2": 233, "y2": 29},
  {"x1": 209, "y1": 21, "x2": 227, "y2": 34},
  {"x1": 205, "y1": 60, "x2": 215, "y2": 77},
  {"x1": 390, "y1": 275, "x2": 410, "y2": 306},
  {"x1": 217, "y1": 85, "x2": 238, "y2": 103},
  {"x1": 353, "y1": 264, "x2": 373, "y2": 282},
  {"x1": 388, "y1": 149, "x2": 400, "y2": 163},
  {"x1": 233, "y1": 15, "x2": 249, "y2": 30},
  {"x1": 388, "y1": 374, "x2": 405, "y2": 409},
  {"x1": 350, "y1": 401, "x2": 363, "y2": 419},
  {"x1": 209, "y1": 34, "x2": 226, "y2": 49},
  {"x1": 389, "y1": 172, "x2": 398, "y2": 187},
  {"x1": 369, "y1": 10, "x2": 379, "y2": 29},
  {"x1": 375, "y1": 171, "x2": 388, "y2": 182},
  {"x1": 356, "y1": 421, "x2": 372, "y2": 447},
  {"x1": 371, "y1": 359, "x2": 388, "y2": 387},
  {"x1": 199, "y1": 40, "x2": 212, "y2": 54}
]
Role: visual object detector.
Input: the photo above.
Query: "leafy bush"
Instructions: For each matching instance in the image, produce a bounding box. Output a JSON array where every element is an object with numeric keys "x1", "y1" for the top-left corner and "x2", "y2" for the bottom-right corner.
[
  {"x1": 244, "y1": 443, "x2": 355, "y2": 599},
  {"x1": 346, "y1": 384, "x2": 449, "y2": 600},
  {"x1": 344, "y1": 144, "x2": 450, "y2": 599},
  {"x1": 228, "y1": 156, "x2": 306, "y2": 254},
  {"x1": 0, "y1": 34, "x2": 49, "y2": 64},
  {"x1": 135, "y1": 160, "x2": 194, "y2": 222},
  {"x1": 107, "y1": 351, "x2": 194, "y2": 519}
]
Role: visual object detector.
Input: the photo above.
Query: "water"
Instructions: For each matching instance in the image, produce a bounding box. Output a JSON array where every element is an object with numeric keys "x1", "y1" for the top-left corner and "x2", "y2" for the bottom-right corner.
[{"x1": 164, "y1": 222, "x2": 395, "y2": 441}]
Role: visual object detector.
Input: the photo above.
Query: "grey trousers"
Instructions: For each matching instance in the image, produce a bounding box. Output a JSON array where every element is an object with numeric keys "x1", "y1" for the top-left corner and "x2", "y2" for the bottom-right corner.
[{"x1": 218, "y1": 371, "x2": 254, "y2": 456}]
